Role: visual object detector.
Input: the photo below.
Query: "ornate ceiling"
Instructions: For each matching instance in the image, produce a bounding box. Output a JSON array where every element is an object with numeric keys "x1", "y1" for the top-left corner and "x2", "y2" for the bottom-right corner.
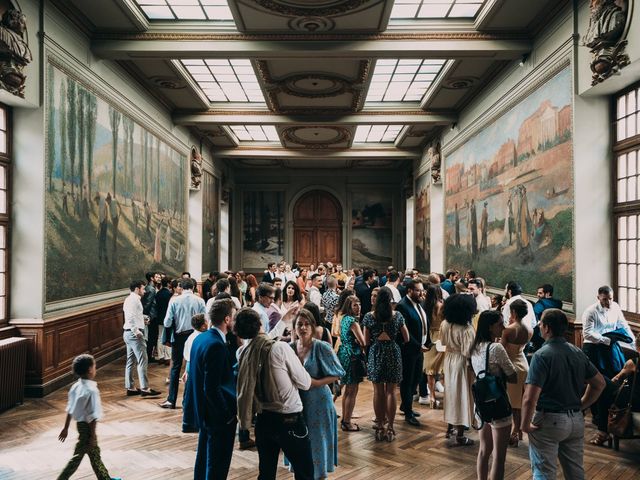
[{"x1": 55, "y1": 0, "x2": 568, "y2": 169}]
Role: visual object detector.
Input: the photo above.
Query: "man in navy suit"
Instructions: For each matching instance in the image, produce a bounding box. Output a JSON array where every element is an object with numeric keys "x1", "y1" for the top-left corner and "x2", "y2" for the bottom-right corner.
[
  {"x1": 188, "y1": 298, "x2": 238, "y2": 480},
  {"x1": 395, "y1": 279, "x2": 429, "y2": 426},
  {"x1": 261, "y1": 262, "x2": 277, "y2": 284}
]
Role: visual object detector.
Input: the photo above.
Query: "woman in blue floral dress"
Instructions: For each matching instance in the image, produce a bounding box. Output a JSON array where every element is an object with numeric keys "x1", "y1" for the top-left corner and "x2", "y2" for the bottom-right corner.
[
  {"x1": 362, "y1": 287, "x2": 409, "y2": 441},
  {"x1": 289, "y1": 309, "x2": 345, "y2": 479}
]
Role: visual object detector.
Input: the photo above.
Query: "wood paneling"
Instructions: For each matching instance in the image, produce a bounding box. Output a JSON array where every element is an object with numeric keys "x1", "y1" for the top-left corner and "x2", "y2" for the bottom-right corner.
[
  {"x1": 293, "y1": 190, "x2": 342, "y2": 265},
  {"x1": 10, "y1": 302, "x2": 126, "y2": 397}
]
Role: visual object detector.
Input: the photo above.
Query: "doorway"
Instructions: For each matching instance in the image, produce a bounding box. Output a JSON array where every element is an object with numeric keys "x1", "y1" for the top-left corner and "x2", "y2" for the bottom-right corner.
[{"x1": 293, "y1": 190, "x2": 342, "y2": 265}]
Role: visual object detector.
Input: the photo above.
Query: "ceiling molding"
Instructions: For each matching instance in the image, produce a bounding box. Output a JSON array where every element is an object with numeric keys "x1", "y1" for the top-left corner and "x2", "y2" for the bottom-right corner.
[
  {"x1": 212, "y1": 146, "x2": 420, "y2": 159},
  {"x1": 281, "y1": 125, "x2": 352, "y2": 149}
]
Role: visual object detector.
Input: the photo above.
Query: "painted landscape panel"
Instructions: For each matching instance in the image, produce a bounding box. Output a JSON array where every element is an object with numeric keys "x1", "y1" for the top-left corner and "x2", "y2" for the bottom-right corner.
[
  {"x1": 242, "y1": 191, "x2": 284, "y2": 269},
  {"x1": 351, "y1": 192, "x2": 393, "y2": 271},
  {"x1": 202, "y1": 171, "x2": 219, "y2": 274},
  {"x1": 415, "y1": 172, "x2": 430, "y2": 273},
  {"x1": 444, "y1": 67, "x2": 573, "y2": 301},
  {"x1": 45, "y1": 63, "x2": 187, "y2": 303}
]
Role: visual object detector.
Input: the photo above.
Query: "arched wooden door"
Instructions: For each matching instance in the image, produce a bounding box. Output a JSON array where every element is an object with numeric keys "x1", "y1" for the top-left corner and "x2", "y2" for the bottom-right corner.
[{"x1": 293, "y1": 190, "x2": 342, "y2": 265}]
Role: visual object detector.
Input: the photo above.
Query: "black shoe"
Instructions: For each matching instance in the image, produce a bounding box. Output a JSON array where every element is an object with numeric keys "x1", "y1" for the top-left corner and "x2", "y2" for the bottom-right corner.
[
  {"x1": 239, "y1": 439, "x2": 256, "y2": 450},
  {"x1": 140, "y1": 389, "x2": 161, "y2": 397},
  {"x1": 405, "y1": 416, "x2": 421, "y2": 427},
  {"x1": 148, "y1": 358, "x2": 159, "y2": 364},
  {"x1": 126, "y1": 388, "x2": 141, "y2": 397},
  {"x1": 411, "y1": 410, "x2": 421, "y2": 417}
]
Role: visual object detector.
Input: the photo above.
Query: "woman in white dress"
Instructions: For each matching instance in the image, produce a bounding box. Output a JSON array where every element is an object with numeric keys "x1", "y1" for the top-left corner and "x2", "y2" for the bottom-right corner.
[{"x1": 441, "y1": 293, "x2": 477, "y2": 445}]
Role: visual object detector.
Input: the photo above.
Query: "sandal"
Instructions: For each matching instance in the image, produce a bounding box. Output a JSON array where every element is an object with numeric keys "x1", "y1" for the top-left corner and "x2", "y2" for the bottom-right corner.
[
  {"x1": 445, "y1": 425, "x2": 455, "y2": 439},
  {"x1": 385, "y1": 425, "x2": 396, "y2": 442},
  {"x1": 455, "y1": 436, "x2": 475, "y2": 446},
  {"x1": 589, "y1": 432, "x2": 612, "y2": 448},
  {"x1": 340, "y1": 420, "x2": 361, "y2": 432},
  {"x1": 508, "y1": 432, "x2": 520, "y2": 448},
  {"x1": 373, "y1": 421, "x2": 386, "y2": 441}
]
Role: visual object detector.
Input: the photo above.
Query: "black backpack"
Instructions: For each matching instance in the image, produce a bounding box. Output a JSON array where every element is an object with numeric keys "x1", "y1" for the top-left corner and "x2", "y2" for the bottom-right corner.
[{"x1": 472, "y1": 343, "x2": 512, "y2": 428}]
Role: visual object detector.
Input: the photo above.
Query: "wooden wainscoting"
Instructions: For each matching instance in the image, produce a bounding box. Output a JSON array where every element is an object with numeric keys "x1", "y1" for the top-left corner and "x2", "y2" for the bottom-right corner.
[{"x1": 9, "y1": 302, "x2": 125, "y2": 397}]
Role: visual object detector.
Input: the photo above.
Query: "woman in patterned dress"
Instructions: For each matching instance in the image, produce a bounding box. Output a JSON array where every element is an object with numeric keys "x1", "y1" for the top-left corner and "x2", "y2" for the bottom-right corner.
[
  {"x1": 336, "y1": 295, "x2": 365, "y2": 431},
  {"x1": 362, "y1": 287, "x2": 409, "y2": 441},
  {"x1": 423, "y1": 283, "x2": 445, "y2": 409},
  {"x1": 289, "y1": 309, "x2": 345, "y2": 479}
]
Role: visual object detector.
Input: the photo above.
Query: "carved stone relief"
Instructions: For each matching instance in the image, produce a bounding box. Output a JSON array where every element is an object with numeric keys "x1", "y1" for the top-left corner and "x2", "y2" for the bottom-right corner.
[
  {"x1": 427, "y1": 140, "x2": 442, "y2": 184},
  {"x1": 0, "y1": 6, "x2": 31, "y2": 97},
  {"x1": 190, "y1": 146, "x2": 203, "y2": 190},
  {"x1": 583, "y1": 0, "x2": 632, "y2": 85}
]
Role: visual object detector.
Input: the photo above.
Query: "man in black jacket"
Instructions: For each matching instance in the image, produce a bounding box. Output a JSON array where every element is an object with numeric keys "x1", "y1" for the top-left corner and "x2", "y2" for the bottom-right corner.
[
  {"x1": 143, "y1": 271, "x2": 160, "y2": 362},
  {"x1": 261, "y1": 262, "x2": 277, "y2": 284},
  {"x1": 355, "y1": 269, "x2": 376, "y2": 316},
  {"x1": 395, "y1": 279, "x2": 429, "y2": 426}
]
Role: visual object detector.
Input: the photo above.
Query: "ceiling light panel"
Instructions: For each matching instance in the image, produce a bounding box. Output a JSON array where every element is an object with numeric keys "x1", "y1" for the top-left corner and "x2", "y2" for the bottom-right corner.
[
  {"x1": 365, "y1": 59, "x2": 446, "y2": 103},
  {"x1": 391, "y1": 0, "x2": 484, "y2": 19},
  {"x1": 354, "y1": 125, "x2": 403, "y2": 143},
  {"x1": 230, "y1": 126, "x2": 280, "y2": 142},
  {"x1": 181, "y1": 59, "x2": 265, "y2": 103},
  {"x1": 135, "y1": 0, "x2": 234, "y2": 21}
]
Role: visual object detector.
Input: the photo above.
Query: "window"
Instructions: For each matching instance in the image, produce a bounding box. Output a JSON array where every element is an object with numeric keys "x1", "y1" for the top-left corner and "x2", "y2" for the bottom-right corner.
[
  {"x1": 229, "y1": 125, "x2": 279, "y2": 142},
  {"x1": 390, "y1": 0, "x2": 485, "y2": 19},
  {"x1": 0, "y1": 105, "x2": 10, "y2": 325},
  {"x1": 365, "y1": 59, "x2": 447, "y2": 104},
  {"x1": 614, "y1": 82, "x2": 640, "y2": 318},
  {"x1": 354, "y1": 125, "x2": 403, "y2": 143},
  {"x1": 134, "y1": 0, "x2": 234, "y2": 21}
]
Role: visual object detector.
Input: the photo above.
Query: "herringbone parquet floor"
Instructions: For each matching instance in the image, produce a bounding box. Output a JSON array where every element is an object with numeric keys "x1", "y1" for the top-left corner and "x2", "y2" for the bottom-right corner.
[{"x1": 1, "y1": 357, "x2": 639, "y2": 479}]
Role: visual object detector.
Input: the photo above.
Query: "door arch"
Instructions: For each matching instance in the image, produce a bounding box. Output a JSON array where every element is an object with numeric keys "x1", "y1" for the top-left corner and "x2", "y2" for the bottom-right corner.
[{"x1": 293, "y1": 190, "x2": 342, "y2": 265}]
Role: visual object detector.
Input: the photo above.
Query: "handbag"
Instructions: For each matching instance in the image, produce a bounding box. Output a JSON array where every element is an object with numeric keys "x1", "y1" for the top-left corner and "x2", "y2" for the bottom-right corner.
[
  {"x1": 349, "y1": 352, "x2": 367, "y2": 379},
  {"x1": 608, "y1": 358, "x2": 638, "y2": 438}
]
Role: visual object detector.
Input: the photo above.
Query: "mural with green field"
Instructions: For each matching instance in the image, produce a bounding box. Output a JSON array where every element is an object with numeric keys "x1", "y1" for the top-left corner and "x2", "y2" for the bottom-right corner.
[
  {"x1": 45, "y1": 62, "x2": 187, "y2": 303},
  {"x1": 444, "y1": 67, "x2": 573, "y2": 301}
]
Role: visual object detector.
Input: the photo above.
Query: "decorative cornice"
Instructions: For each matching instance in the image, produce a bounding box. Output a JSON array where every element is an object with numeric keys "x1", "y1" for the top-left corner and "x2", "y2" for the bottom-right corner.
[
  {"x1": 93, "y1": 32, "x2": 531, "y2": 41},
  {"x1": 175, "y1": 109, "x2": 448, "y2": 116},
  {"x1": 282, "y1": 125, "x2": 352, "y2": 149}
]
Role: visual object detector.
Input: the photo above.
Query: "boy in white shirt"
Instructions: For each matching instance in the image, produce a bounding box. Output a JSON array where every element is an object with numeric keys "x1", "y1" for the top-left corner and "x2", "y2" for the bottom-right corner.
[{"x1": 57, "y1": 354, "x2": 120, "y2": 480}]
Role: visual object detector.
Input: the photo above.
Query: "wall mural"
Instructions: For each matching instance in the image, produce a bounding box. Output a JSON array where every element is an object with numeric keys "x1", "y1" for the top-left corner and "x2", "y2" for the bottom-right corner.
[
  {"x1": 415, "y1": 172, "x2": 430, "y2": 273},
  {"x1": 351, "y1": 192, "x2": 393, "y2": 271},
  {"x1": 202, "y1": 171, "x2": 219, "y2": 274},
  {"x1": 242, "y1": 191, "x2": 284, "y2": 269},
  {"x1": 45, "y1": 62, "x2": 187, "y2": 303},
  {"x1": 444, "y1": 66, "x2": 573, "y2": 301}
]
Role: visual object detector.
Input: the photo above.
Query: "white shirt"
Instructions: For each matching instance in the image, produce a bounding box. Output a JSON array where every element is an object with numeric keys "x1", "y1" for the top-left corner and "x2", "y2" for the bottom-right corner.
[
  {"x1": 502, "y1": 295, "x2": 536, "y2": 329},
  {"x1": 261, "y1": 341, "x2": 312, "y2": 414},
  {"x1": 252, "y1": 302, "x2": 270, "y2": 334},
  {"x1": 475, "y1": 293, "x2": 491, "y2": 313},
  {"x1": 470, "y1": 342, "x2": 516, "y2": 378},
  {"x1": 204, "y1": 297, "x2": 240, "y2": 324},
  {"x1": 387, "y1": 284, "x2": 402, "y2": 303},
  {"x1": 282, "y1": 271, "x2": 297, "y2": 283},
  {"x1": 582, "y1": 300, "x2": 634, "y2": 348},
  {"x1": 66, "y1": 378, "x2": 103, "y2": 423},
  {"x1": 307, "y1": 286, "x2": 322, "y2": 307},
  {"x1": 123, "y1": 292, "x2": 145, "y2": 333},
  {"x1": 183, "y1": 330, "x2": 204, "y2": 362}
]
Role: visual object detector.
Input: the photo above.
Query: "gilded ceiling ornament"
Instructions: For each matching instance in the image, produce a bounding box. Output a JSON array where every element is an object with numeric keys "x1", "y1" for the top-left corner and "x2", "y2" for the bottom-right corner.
[
  {"x1": 282, "y1": 125, "x2": 351, "y2": 148},
  {"x1": 0, "y1": 7, "x2": 31, "y2": 98},
  {"x1": 248, "y1": 0, "x2": 377, "y2": 17},
  {"x1": 288, "y1": 16, "x2": 335, "y2": 32},
  {"x1": 583, "y1": 0, "x2": 632, "y2": 85}
]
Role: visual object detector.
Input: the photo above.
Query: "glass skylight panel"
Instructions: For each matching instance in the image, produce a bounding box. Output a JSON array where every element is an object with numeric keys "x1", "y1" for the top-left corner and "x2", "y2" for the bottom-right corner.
[
  {"x1": 365, "y1": 59, "x2": 446, "y2": 103},
  {"x1": 135, "y1": 0, "x2": 234, "y2": 21},
  {"x1": 354, "y1": 125, "x2": 403, "y2": 143},
  {"x1": 391, "y1": 0, "x2": 484, "y2": 19},
  {"x1": 181, "y1": 59, "x2": 265, "y2": 103},
  {"x1": 230, "y1": 126, "x2": 279, "y2": 142}
]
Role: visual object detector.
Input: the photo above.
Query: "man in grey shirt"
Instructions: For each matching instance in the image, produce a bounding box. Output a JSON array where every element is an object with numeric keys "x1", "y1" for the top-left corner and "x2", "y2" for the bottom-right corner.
[{"x1": 521, "y1": 309, "x2": 605, "y2": 480}]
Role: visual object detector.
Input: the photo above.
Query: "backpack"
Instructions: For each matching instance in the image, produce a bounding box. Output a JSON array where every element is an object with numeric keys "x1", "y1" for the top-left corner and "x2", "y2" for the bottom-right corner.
[{"x1": 472, "y1": 343, "x2": 512, "y2": 428}]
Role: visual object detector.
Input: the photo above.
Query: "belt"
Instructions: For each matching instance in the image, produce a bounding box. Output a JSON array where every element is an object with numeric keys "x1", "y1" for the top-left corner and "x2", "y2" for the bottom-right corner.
[
  {"x1": 536, "y1": 408, "x2": 581, "y2": 414},
  {"x1": 123, "y1": 329, "x2": 131, "y2": 331},
  {"x1": 175, "y1": 329, "x2": 193, "y2": 336}
]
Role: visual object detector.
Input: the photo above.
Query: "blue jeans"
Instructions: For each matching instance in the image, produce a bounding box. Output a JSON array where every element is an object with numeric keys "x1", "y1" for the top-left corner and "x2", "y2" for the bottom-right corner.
[{"x1": 528, "y1": 411, "x2": 585, "y2": 480}]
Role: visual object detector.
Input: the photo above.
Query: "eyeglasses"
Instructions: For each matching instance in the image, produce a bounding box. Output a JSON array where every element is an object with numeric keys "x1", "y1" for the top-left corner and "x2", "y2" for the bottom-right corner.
[{"x1": 267, "y1": 296, "x2": 275, "y2": 300}]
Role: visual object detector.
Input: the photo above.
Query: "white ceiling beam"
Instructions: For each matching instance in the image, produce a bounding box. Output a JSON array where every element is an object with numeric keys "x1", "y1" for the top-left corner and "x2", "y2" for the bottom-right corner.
[
  {"x1": 174, "y1": 112, "x2": 456, "y2": 126},
  {"x1": 93, "y1": 36, "x2": 530, "y2": 60},
  {"x1": 212, "y1": 147, "x2": 420, "y2": 160}
]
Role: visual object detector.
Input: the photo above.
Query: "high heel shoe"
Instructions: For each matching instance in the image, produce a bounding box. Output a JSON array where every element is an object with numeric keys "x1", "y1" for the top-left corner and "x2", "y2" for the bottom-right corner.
[
  {"x1": 508, "y1": 432, "x2": 520, "y2": 447},
  {"x1": 373, "y1": 421, "x2": 386, "y2": 441},
  {"x1": 385, "y1": 425, "x2": 396, "y2": 442}
]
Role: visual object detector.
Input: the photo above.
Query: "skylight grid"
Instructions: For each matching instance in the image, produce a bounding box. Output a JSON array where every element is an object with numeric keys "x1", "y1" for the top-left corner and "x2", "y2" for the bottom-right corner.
[
  {"x1": 135, "y1": 0, "x2": 233, "y2": 21},
  {"x1": 181, "y1": 59, "x2": 265, "y2": 103},
  {"x1": 365, "y1": 59, "x2": 446, "y2": 103},
  {"x1": 354, "y1": 125, "x2": 403, "y2": 143},
  {"x1": 230, "y1": 126, "x2": 279, "y2": 142},
  {"x1": 391, "y1": 0, "x2": 484, "y2": 19}
]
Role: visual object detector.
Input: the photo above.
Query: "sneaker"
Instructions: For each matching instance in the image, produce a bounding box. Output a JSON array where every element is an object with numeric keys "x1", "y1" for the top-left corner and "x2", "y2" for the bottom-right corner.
[
  {"x1": 435, "y1": 381, "x2": 445, "y2": 393},
  {"x1": 412, "y1": 394, "x2": 419, "y2": 401},
  {"x1": 126, "y1": 388, "x2": 141, "y2": 397},
  {"x1": 418, "y1": 396, "x2": 430, "y2": 405}
]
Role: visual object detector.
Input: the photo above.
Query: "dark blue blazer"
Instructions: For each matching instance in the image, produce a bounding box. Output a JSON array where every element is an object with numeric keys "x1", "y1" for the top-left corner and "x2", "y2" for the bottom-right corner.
[
  {"x1": 187, "y1": 328, "x2": 237, "y2": 429},
  {"x1": 395, "y1": 296, "x2": 429, "y2": 355}
]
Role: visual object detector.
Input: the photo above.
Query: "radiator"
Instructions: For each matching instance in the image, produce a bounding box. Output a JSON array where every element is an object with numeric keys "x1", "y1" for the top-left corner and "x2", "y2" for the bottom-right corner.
[{"x1": 0, "y1": 337, "x2": 28, "y2": 412}]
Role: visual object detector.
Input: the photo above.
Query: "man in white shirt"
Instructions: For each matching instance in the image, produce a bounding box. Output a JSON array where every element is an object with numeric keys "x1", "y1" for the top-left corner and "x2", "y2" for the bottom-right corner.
[
  {"x1": 252, "y1": 283, "x2": 286, "y2": 339},
  {"x1": 468, "y1": 279, "x2": 491, "y2": 313},
  {"x1": 502, "y1": 281, "x2": 536, "y2": 329},
  {"x1": 582, "y1": 285, "x2": 635, "y2": 378},
  {"x1": 122, "y1": 280, "x2": 161, "y2": 397},
  {"x1": 307, "y1": 273, "x2": 323, "y2": 307},
  {"x1": 385, "y1": 271, "x2": 402, "y2": 304},
  {"x1": 236, "y1": 308, "x2": 319, "y2": 480}
]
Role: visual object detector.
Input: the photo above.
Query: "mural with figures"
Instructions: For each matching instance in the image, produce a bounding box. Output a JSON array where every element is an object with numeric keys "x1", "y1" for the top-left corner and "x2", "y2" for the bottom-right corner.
[
  {"x1": 415, "y1": 172, "x2": 430, "y2": 273},
  {"x1": 202, "y1": 171, "x2": 219, "y2": 274},
  {"x1": 242, "y1": 191, "x2": 284, "y2": 269},
  {"x1": 445, "y1": 67, "x2": 573, "y2": 301},
  {"x1": 351, "y1": 192, "x2": 393, "y2": 271},
  {"x1": 45, "y1": 62, "x2": 187, "y2": 303}
]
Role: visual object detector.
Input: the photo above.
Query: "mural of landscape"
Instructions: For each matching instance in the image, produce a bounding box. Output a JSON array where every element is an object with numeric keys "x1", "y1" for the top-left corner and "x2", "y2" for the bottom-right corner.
[
  {"x1": 445, "y1": 67, "x2": 573, "y2": 301},
  {"x1": 351, "y1": 192, "x2": 393, "y2": 271},
  {"x1": 242, "y1": 191, "x2": 284, "y2": 269},
  {"x1": 415, "y1": 172, "x2": 430, "y2": 273},
  {"x1": 202, "y1": 171, "x2": 219, "y2": 274},
  {"x1": 45, "y1": 63, "x2": 187, "y2": 303}
]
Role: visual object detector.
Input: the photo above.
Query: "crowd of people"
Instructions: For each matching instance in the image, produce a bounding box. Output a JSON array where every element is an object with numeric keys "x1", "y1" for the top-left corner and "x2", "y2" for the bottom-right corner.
[{"x1": 56, "y1": 262, "x2": 639, "y2": 480}]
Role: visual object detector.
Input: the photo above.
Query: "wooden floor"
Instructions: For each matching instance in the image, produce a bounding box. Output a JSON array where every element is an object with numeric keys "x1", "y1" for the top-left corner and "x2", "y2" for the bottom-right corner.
[{"x1": 1, "y1": 357, "x2": 639, "y2": 480}]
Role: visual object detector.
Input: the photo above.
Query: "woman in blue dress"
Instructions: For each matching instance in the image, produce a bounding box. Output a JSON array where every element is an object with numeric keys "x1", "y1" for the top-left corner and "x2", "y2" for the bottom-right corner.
[{"x1": 290, "y1": 309, "x2": 345, "y2": 479}]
